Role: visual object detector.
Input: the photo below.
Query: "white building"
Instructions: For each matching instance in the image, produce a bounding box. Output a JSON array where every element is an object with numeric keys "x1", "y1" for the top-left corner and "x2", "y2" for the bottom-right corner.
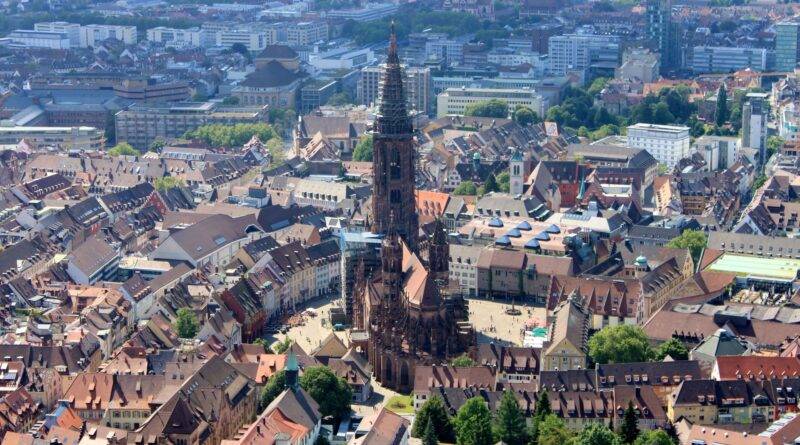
[
  {"x1": 547, "y1": 33, "x2": 620, "y2": 76},
  {"x1": 34, "y1": 22, "x2": 81, "y2": 46},
  {"x1": 146, "y1": 27, "x2": 204, "y2": 48},
  {"x1": 0, "y1": 125, "x2": 104, "y2": 150},
  {"x1": 449, "y1": 244, "x2": 481, "y2": 297},
  {"x1": 266, "y1": 21, "x2": 329, "y2": 47},
  {"x1": 779, "y1": 101, "x2": 800, "y2": 142},
  {"x1": 694, "y1": 135, "x2": 740, "y2": 172},
  {"x1": 80, "y1": 25, "x2": 137, "y2": 48},
  {"x1": 325, "y1": 2, "x2": 398, "y2": 21},
  {"x1": 216, "y1": 29, "x2": 267, "y2": 51},
  {"x1": 436, "y1": 87, "x2": 549, "y2": 117},
  {"x1": 309, "y1": 47, "x2": 375, "y2": 71},
  {"x1": 358, "y1": 65, "x2": 430, "y2": 115},
  {"x1": 742, "y1": 92, "x2": 769, "y2": 164},
  {"x1": 626, "y1": 123, "x2": 691, "y2": 169},
  {"x1": 5, "y1": 30, "x2": 70, "y2": 49}
]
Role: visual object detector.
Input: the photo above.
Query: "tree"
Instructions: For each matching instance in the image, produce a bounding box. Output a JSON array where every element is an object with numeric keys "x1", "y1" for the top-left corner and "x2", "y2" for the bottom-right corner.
[
  {"x1": 300, "y1": 366, "x2": 352, "y2": 420},
  {"x1": 497, "y1": 171, "x2": 510, "y2": 192},
  {"x1": 453, "y1": 181, "x2": 478, "y2": 196},
  {"x1": 266, "y1": 138, "x2": 286, "y2": 166},
  {"x1": 174, "y1": 308, "x2": 199, "y2": 339},
  {"x1": 534, "y1": 390, "x2": 552, "y2": 419},
  {"x1": 412, "y1": 395, "x2": 455, "y2": 443},
  {"x1": 464, "y1": 99, "x2": 509, "y2": 118},
  {"x1": 149, "y1": 138, "x2": 166, "y2": 152},
  {"x1": 620, "y1": 401, "x2": 640, "y2": 444},
  {"x1": 222, "y1": 96, "x2": 240, "y2": 105},
  {"x1": 454, "y1": 397, "x2": 495, "y2": 445},
  {"x1": 752, "y1": 174, "x2": 768, "y2": 192},
  {"x1": 655, "y1": 338, "x2": 689, "y2": 360},
  {"x1": 767, "y1": 135, "x2": 785, "y2": 160},
  {"x1": 494, "y1": 390, "x2": 527, "y2": 445},
  {"x1": 512, "y1": 105, "x2": 541, "y2": 126},
  {"x1": 108, "y1": 142, "x2": 138, "y2": 156},
  {"x1": 652, "y1": 102, "x2": 675, "y2": 125},
  {"x1": 588, "y1": 325, "x2": 653, "y2": 364},
  {"x1": 451, "y1": 354, "x2": 476, "y2": 367},
  {"x1": 666, "y1": 229, "x2": 707, "y2": 262},
  {"x1": 576, "y1": 423, "x2": 622, "y2": 445},
  {"x1": 154, "y1": 176, "x2": 184, "y2": 191},
  {"x1": 483, "y1": 174, "x2": 499, "y2": 193},
  {"x1": 184, "y1": 123, "x2": 277, "y2": 148},
  {"x1": 588, "y1": 77, "x2": 610, "y2": 97},
  {"x1": 230, "y1": 42, "x2": 251, "y2": 61},
  {"x1": 326, "y1": 92, "x2": 354, "y2": 106},
  {"x1": 633, "y1": 430, "x2": 673, "y2": 445},
  {"x1": 352, "y1": 135, "x2": 373, "y2": 162},
  {"x1": 536, "y1": 415, "x2": 571, "y2": 445},
  {"x1": 423, "y1": 420, "x2": 439, "y2": 445},
  {"x1": 260, "y1": 370, "x2": 286, "y2": 409},
  {"x1": 715, "y1": 84, "x2": 728, "y2": 128},
  {"x1": 271, "y1": 337, "x2": 292, "y2": 354}
]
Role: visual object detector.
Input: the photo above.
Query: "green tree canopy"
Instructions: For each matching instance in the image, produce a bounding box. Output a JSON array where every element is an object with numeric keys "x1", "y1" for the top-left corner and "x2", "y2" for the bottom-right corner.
[
  {"x1": 108, "y1": 142, "x2": 138, "y2": 157},
  {"x1": 620, "y1": 401, "x2": 640, "y2": 444},
  {"x1": 326, "y1": 92, "x2": 354, "y2": 106},
  {"x1": 588, "y1": 325, "x2": 653, "y2": 364},
  {"x1": 483, "y1": 174, "x2": 499, "y2": 193},
  {"x1": 352, "y1": 135, "x2": 373, "y2": 162},
  {"x1": 423, "y1": 420, "x2": 439, "y2": 445},
  {"x1": 222, "y1": 96, "x2": 240, "y2": 105},
  {"x1": 536, "y1": 415, "x2": 572, "y2": 445},
  {"x1": 464, "y1": 99, "x2": 509, "y2": 118},
  {"x1": 767, "y1": 135, "x2": 785, "y2": 160},
  {"x1": 412, "y1": 395, "x2": 455, "y2": 443},
  {"x1": 666, "y1": 229, "x2": 707, "y2": 262},
  {"x1": 451, "y1": 354, "x2": 476, "y2": 367},
  {"x1": 654, "y1": 338, "x2": 689, "y2": 361},
  {"x1": 715, "y1": 84, "x2": 728, "y2": 128},
  {"x1": 453, "y1": 181, "x2": 478, "y2": 196},
  {"x1": 454, "y1": 397, "x2": 495, "y2": 445},
  {"x1": 260, "y1": 370, "x2": 286, "y2": 409},
  {"x1": 632, "y1": 430, "x2": 673, "y2": 445},
  {"x1": 266, "y1": 138, "x2": 286, "y2": 166},
  {"x1": 299, "y1": 366, "x2": 352, "y2": 421},
  {"x1": 494, "y1": 390, "x2": 527, "y2": 445},
  {"x1": 154, "y1": 176, "x2": 184, "y2": 192},
  {"x1": 271, "y1": 337, "x2": 292, "y2": 354},
  {"x1": 512, "y1": 105, "x2": 541, "y2": 126},
  {"x1": 184, "y1": 123, "x2": 277, "y2": 148},
  {"x1": 174, "y1": 308, "x2": 199, "y2": 339},
  {"x1": 497, "y1": 171, "x2": 510, "y2": 193},
  {"x1": 588, "y1": 77, "x2": 610, "y2": 97},
  {"x1": 576, "y1": 423, "x2": 622, "y2": 445}
]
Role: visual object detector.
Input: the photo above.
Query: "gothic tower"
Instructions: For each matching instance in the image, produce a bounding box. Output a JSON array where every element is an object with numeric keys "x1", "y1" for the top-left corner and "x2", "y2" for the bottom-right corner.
[
  {"x1": 371, "y1": 23, "x2": 419, "y2": 251},
  {"x1": 427, "y1": 219, "x2": 449, "y2": 282}
]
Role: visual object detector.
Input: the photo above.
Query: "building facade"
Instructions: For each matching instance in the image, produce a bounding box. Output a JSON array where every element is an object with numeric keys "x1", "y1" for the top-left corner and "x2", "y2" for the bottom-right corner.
[
  {"x1": 437, "y1": 87, "x2": 548, "y2": 117},
  {"x1": 627, "y1": 123, "x2": 691, "y2": 168}
]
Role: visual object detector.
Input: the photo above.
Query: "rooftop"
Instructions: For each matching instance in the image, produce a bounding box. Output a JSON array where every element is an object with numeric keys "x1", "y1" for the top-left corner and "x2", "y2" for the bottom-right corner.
[{"x1": 707, "y1": 253, "x2": 800, "y2": 281}]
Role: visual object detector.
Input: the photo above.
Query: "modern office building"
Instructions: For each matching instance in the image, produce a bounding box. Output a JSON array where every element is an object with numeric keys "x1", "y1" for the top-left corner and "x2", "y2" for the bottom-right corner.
[
  {"x1": 616, "y1": 48, "x2": 660, "y2": 83},
  {"x1": 265, "y1": 21, "x2": 329, "y2": 47},
  {"x1": 547, "y1": 33, "x2": 620, "y2": 76},
  {"x1": 358, "y1": 66, "x2": 432, "y2": 115},
  {"x1": 626, "y1": 123, "x2": 691, "y2": 168},
  {"x1": 146, "y1": 27, "x2": 205, "y2": 48},
  {"x1": 776, "y1": 22, "x2": 800, "y2": 72},
  {"x1": 0, "y1": 125, "x2": 104, "y2": 150},
  {"x1": 742, "y1": 92, "x2": 769, "y2": 165},
  {"x1": 691, "y1": 46, "x2": 767, "y2": 74},
  {"x1": 436, "y1": 87, "x2": 549, "y2": 117},
  {"x1": 5, "y1": 30, "x2": 70, "y2": 49},
  {"x1": 216, "y1": 29, "x2": 268, "y2": 51},
  {"x1": 646, "y1": 0, "x2": 677, "y2": 73},
  {"x1": 33, "y1": 22, "x2": 81, "y2": 46},
  {"x1": 80, "y1": 25, "x2": 137, "y2": 48},
  {"x1": 115, "y1": 102, "x2": 268, "y2": 150},
  {"x1": 325, "y1": 2, "x2": 398, "y2": 21}
]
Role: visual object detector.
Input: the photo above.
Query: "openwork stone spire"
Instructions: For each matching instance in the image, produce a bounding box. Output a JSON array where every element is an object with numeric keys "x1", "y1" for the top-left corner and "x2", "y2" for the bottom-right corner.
[{"x1": 374, "y1": 22, "x2": 412, "y2": 136}]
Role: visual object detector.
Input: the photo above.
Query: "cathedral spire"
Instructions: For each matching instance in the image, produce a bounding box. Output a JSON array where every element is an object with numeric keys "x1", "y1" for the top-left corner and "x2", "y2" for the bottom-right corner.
[
  {"x1": 387, "y1": 21, "x2": 399, "y2": 65},
  {"x1": 374, "y1": 23, "x2": 411, "y2": 136}
]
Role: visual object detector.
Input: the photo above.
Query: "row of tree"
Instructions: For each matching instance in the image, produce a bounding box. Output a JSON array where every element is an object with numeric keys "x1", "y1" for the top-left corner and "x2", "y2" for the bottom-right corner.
[{"x1": 413, "y1": 390, "x2": 674, "y2": 445}]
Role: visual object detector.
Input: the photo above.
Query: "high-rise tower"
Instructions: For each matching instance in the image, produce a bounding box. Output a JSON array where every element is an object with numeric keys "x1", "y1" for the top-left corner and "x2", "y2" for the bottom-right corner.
[{"x1": 371, "y1": 24, "x2": 419, "y2": 251}]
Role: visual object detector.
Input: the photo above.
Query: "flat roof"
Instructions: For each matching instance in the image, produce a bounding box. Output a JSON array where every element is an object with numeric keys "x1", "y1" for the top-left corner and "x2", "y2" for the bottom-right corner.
[
  {"x1": 707, "y1": 253, "x2": 800, "y2": 280},
  {"x1": 0, "y1": 126, "x2": 98, "y2": 132},
  {"x1": 627, "y1": 123, "x2": 690, "y2": 132}
]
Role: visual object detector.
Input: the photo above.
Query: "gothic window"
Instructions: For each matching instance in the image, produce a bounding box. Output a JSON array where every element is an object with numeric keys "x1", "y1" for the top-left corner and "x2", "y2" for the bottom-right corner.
[
  {"x1": 390, "y1": 148, "x2": 401, "y2": 179},
  {"x1": 390, "y1": 190, "x2": 401, "y2": 203},
  {"x1": 513, "y1": 165, "x2": 520, "y2": 175}
]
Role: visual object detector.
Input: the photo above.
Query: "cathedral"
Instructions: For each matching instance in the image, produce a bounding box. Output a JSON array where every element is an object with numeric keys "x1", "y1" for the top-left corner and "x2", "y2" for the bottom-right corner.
[{"x1": 351, "y1": 26, "x2": 475, "y2": 393}]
